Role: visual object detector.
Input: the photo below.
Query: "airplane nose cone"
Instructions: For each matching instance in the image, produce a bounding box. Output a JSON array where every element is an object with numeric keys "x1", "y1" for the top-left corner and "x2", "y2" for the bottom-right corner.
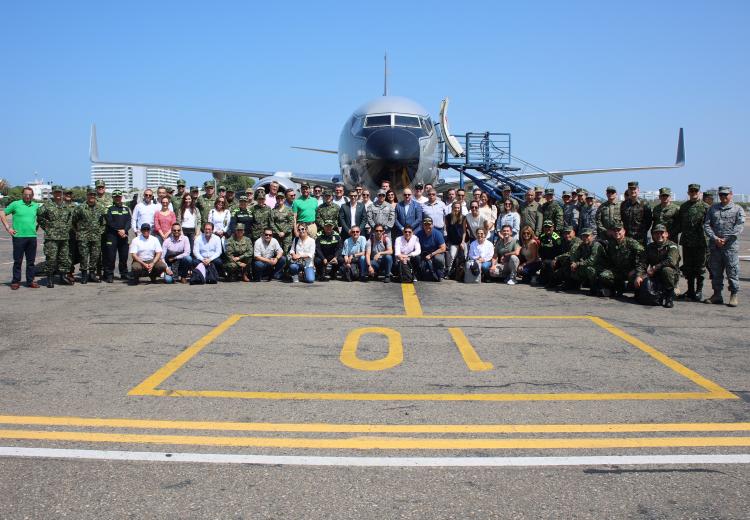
[{"x1": 365, "y1": 127, "x2": 420, "y2": 164}]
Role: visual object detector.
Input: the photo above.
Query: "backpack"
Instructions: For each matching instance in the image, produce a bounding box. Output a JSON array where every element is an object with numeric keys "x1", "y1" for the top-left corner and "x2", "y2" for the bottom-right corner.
[
  {"x1": 190, "y1": 262, "x2": 220, "y2": 285},
  {"x1": 636, "y1": 277, "x2": 662, "y2": 306}
]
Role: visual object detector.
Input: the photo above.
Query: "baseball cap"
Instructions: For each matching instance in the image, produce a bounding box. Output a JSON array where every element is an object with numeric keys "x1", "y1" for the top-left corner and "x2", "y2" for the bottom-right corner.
[
  {"x1": 606, "y1": 186, "x2": 617, "y2": 192},
  {"x1": 652, "y1": 224, "x2": 667, "y2": 233},
  {"x1": 580, "y1": 228, "x2": 593, "y2": 236},
  {"x1": 323, "y1": 219, "x2": 335, "y2": 226},
  {"x1": 94, "y1": 179, "x2": 106, "y2": 187},
  {"x1": 414, "y1": 183, "x2": 424, "y2": 190},
  {"x1": 628, "y1": 181, "x2": 639, "y2": 188},
  {"x1": 422, "y1": 217, "x2": 433, "y2": 224},
  {"x1": 718, "y1": 186, "x2": 732, "y2": 195},
  {"x1": 112, "y1": 189, "x2": 123, "y2": 197},
  {"x1": 203, "y1": 181, "x2": 213, "y2": 188},
  {"x1": 377, "y1": 189, "x2": 387, "y2": 196},
  {"x1": 562, "y1": 225, "x2": 575, "y2": 233},
  {"x1": 52, "y1": 185, "x2": 64, "y2": 192},
  {"x1": 177, "y1": 179, "x2": 186, "y2": 187},
  {"x1": 239, "y1": 195, "x2": 248, "y2": 201},
  {"x1": 544, "y1": 188, "x2": 554, "y2": 195},
  {"x1": 543, "y1": 220, "x2": 554, "y2": 227},
  {"x1": 140, "y1": 223, "x2": 151, "y2": 231},
  {"x1": 659, "y1": 187, "x2": 671, "y2": 196},
  {"x1": 190, "y1": 186, "x2": 199, "y2": 191},
  {"x1": 688, "y1": 183, "x2": 701, "y2": 191},
  {"x1": 234, "y1": 223, "x2": 245, "y2": 231},
  {"x1": 218, "y1": 185, "x2": 227, "y2": 191}
]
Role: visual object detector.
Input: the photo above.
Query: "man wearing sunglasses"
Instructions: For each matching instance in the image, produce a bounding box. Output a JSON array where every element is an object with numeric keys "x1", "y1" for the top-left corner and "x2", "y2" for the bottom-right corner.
[
  {"x1": 253, "y1": 228, "x2": 286, "y2": 281},
  {"x1": 132, "y1": 189, "x2": 159, "y2": 236},
  {"x1": 339, "y1": 226, "x2": 368, "y2": 282},
  {"x1": 395, "y1": 189, "x2": 423, "y2": 237}
]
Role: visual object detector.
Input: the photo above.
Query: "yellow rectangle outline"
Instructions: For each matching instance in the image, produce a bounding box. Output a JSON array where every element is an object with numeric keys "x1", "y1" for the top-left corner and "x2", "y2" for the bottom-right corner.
[{"x1": 128, "y1": 313, "x2": 736, "y2": 402}]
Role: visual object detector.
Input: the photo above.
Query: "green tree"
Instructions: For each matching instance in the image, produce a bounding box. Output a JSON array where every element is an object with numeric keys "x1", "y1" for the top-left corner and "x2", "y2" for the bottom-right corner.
[{"x1": 222, "y1": 174, "x2": 255, "y2": 193}]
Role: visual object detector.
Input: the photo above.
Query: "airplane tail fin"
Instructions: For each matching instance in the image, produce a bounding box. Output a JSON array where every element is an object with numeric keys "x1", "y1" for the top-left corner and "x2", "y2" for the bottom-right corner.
[
  {"x1": 675, "y1": 127, "x2": 685, "y2": 166},
  {"x1": 89, "y1": 124, "x2": 99, "y2": 163}
]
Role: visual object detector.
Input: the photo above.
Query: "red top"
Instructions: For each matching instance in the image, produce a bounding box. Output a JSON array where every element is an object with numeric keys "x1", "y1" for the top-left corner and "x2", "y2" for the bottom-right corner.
[{"x1": 154, "y1": 210, "x2": 176, "y2": 235}]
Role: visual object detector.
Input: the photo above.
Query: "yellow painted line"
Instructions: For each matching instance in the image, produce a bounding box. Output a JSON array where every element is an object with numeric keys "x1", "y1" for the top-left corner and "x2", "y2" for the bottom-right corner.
[
  {"x1": 2, "y1": 429, "x2": 750, "y2": 450},
  {"x1": 400, "y1": 284, "x2": 423, "y2": 317},
  {"x1": 448, "y1": 328, "x2": 494, "y2": 371},
  {"x1": 128, "y1": 314, "x2": 244, "y2": 396},
  {"x1": 588, "y1": 317, "x2": 738, "y2": 399},
  {"x1": 163, "y1": 389, "x2": 725, "y2": 401},
  {"x1": 340, "y1": 327, "x2": 404, "y2": 371},
  {"x1": 240, "y1": 314, "x2": 588, "y2": 320},
  {"x1": 2, "y1": 415, "x2": 750, "y2": 434}
]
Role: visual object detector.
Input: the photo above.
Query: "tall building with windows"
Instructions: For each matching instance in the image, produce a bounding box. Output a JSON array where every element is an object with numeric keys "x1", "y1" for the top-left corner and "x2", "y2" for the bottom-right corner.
[{"x1": 91, "y1": 164, "x2": 179, "y2": 192}]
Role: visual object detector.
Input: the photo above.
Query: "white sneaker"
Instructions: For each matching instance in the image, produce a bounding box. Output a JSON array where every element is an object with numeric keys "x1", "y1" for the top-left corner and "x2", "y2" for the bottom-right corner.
[
  {"x1": 506, "y1": 278, "x2": 516, "y2": 285},
  {"x1": 291, "y1": 274, "x2": 299, "y2": 283}
]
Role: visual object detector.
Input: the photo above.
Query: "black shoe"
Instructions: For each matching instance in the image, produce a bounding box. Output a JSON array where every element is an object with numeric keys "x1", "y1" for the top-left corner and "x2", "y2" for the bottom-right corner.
[
  {"x1": 80, "y1": 271, "x2": 88, "y2": 284},
  {"x1": 89, "y1": 272, "x2": 101, "y2": 283},
  {"x1": 663, "y1": 293, "x2": 674, "y2": 308},
  {"x1": 105, "y1": 276, "x2": 114, "y2": 283},
  {"x1": 59, "y1": 274, "x2": 72, "y2": 286},
  {"x1": 693, "y1": 276, "x2": 704, "y2": 302},
  {"x1": 46, "y1": 277, "x2": 54, "y2": 288}
]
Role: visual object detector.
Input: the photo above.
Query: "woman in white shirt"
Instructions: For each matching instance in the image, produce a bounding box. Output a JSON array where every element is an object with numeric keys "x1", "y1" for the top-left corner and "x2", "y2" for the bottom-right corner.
[
  {"x1": 207, "y1": 198, "x2": 230, "y2": 241},
  {"x1": 478, "y1": 193, "x2": 497, "y2": 240},
  {"x1": 466, "y1": 228, "x2": 495, "y2": 281},
  {"x1": 464, "y1": 202, "x2": 490, "y2": 244},
  {"x1": 394, "y1": 225, "x2": 421, "y2": 283},
  {"x1": 498, "y1": 199, "x2": 521, "y2": 238},
  {"x1": 178, "y1": 194, "x2": 201, "y2": 253},
  {"x1": 289, "y1": 224, "x2": 316, "y2": 283}
]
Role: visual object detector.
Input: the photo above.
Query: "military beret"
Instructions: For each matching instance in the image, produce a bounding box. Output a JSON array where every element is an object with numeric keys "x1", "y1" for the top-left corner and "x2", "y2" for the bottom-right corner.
[
  {"x1": 51, "y1": 185, "x2": 64, "y2": 192},
  {"x1": 688, "y1": 183, "x2": 701, "y2": 191},
  {"x1": 218, "y1": 185, "x2": 227, "y2": 191},
  {"x1": 580, "y1": 228, "x2": 594, "y2": 236},
  {"x1": 323, "y1": 219, "x2": 335, "y2": 226},
  {"x1": 628, "y1": 181, "x2": 639, "y2": 188},
  {"x1": 112, "y1": 189, "x2": 123, "y2": 197},
  {"x1": 238, "y1": 195, "x2": 248, "y2": 201},
  {"x1": 177, "y1": 179, "x2": 186, "y2": 187},
  {"x1": 234, "y1": 223, "x2": 245, "y2": 231},
  {"x1": 501, "y1": 184, "x2": 511, "y2": 191},
  {"x1": 718, "y1": 186, "x2": 732, "y2": 195},
  {"x1": 606, "y1": 186, "x2": 617, "y2": 192},
  {"x1": 544, "y1": 188, "x2": 554, "y2": 195},
  {"x1": 94, "y1": 179, "x2": 106, "y2": 187},
  {"x1": 203, "y1": 181, "x2": 214, "y2": 188},
  {"x1": 534, "y1": 186, "x2": 543, "y2": 192},
  {"x1": 659, "y1": 187, "x2": 671, "y2": 196},
  {"x1": 190, "y1": 185, "x2": 199, "y2": 191},
  {"x1": 562, "y1": 225, "x2": 575, "y2": 233},
  {"x1": 422, "y1": 217, "x2": 433, "y2": 224},
  {"x1": 652, "y1": 224, "x2": 667, "y2": 233},
  {"x1": 543, "y1": 220, "x2": 554, "y2": 227}
]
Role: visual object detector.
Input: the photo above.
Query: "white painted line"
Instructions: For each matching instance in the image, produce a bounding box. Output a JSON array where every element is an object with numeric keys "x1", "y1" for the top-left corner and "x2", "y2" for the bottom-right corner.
[{"x1": 1, "y1": 447, "x2": 749, "y2": 467}]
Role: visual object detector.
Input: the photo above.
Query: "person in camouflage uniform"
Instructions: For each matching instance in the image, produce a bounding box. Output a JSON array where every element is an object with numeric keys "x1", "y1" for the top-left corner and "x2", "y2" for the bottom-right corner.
[
  {"x1": 594, "y1": 224, "x2": 644, "y2": 297},
  {"x1": 561, "y1": 191, "x2": 580, "y2": 231},
  {"x1": 550, "y1": 226, "x2": 582, "y2": 288},
  {"x1": 63, "y1": 190, "x2": 79, "y2": 284},
  {"x1": 569, "y1": 228, "x2": 602, "y2": 291},
  {"x1": 635, "y1": 224, "x2": 680, "y2": 308},
  {"x1": 73, "y1": 188, "x2": 107, "y2": 283},
  {"x1": 316, "y1": 190, "x2": 340, "y2": 230},
  {"x1": 677, "y1": 183, "x2": 710, "y2": 301},
  {"x1": 248, "y1": 189, "x2": 272, "y2": 243},
  {"x1": 595, "y1": 186, "x2": 623, "y2": 239},
  {"x1": 195, "y1": 181, "x2": 216, "y2": 223},
  {"x1": 37, "y1": 185, "x2": 73, "y2": 287},
  {"x1": 225, "y1": 187, "x2": 238, "y2": 212},
  {"x1": 619, "y1": 181, "x2": 652, "y2": 246},
  {"x1": 228, "y1": 195, "x2": 253, "y2": 235},
  {"x1": 93, "y1": 179, "x2": 113, "y2": 277},
  {"x1": 541, "y1": 188, "x2": 564, "y2": 232},
  {"x1": 577, "y1": 192, "x2": 597, "y2": 238},
  {"x1": 172, "y1": 179, "x2": 187, "y2": 216},
  {"x1": 519, "y1": 189, "x2": 543, "y2": 236},
  {"x1": 703, "y1": 186, "x2": 745, "y2": 307},
  {"x1": 271, "y1": 192, "x2": 295, "y2": 252},
  {"x1": 223, "y1": 223, "x2": 254, "y2": 281},
  {"x1": 651, "y1": 187, "x2": 680, "y2": 238}
]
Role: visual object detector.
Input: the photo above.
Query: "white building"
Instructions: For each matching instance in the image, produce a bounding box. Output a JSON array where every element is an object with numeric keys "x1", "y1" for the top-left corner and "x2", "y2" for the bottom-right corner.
[
  {"x1": 27, "y1": 178, "x2": 52, "y2": 201},
  {"x1": 91, "y1": 164, "x2": 179, "y2": 192}
]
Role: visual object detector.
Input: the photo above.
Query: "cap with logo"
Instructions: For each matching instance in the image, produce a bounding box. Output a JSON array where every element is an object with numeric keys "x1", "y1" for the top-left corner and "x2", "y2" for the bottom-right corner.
[
  {"x1": 544, "y1": 188, "x2": 554, "y2": 195},
  {"x1": 203, "y1": 181, "x2": 213, "y2": 188},
  {"x1": 239, "y1": 195, "x2": 248, "y2": 201},
  {"x1": 377, "y1": 189, "x2": 387, "y2": 196},
  {"x1": 218, "y1": 185, "x2": 227, "y2": 191},
  {"x1": 226, "y1": 187, "x2": 235, "y2": 193},
  {"x1": 86, "y1": 186, "x2": 96, "y2": 195},
  {"x1": 688, "y1": 183, "x2": 701, "y2": 191},
  {"x1": 543, "y1": 220, "x2": 554, "y2": 227},
  {"x1": 628, "y1": 181, "x2": 639, "y2": 188},
  {"x1": 659, "y1": 187, "x2": 671, "y2": 196},
  {"x1": 140, "y1": 223, "x2": 151, "y2": 231},
  {"x1": 718, "y1": 186, "x2": 732, "y2": 195},
  {"x1": 323, "y1": 219, "x2": 335, "y2": 226},
  {"x1": 94, "y1": 179, "x2": 106, "y2": 188},
  {"x1": 422, "y1": 217, "x2": 433, "y2": 224},
  {"x1": 652, "y1": 224, "x2": 667, "y2": 233},
  {"x1": 112, "y1": 189, "x2": 123, "y2": 197},
  {"x1": 300, "y1": 182, "x2": 310, "y2": 189},
  {"x1": 323, "y1": 189, "x2": 332, "y2": 197},
  {"x1": 414, "y1": 183, "x2": 424, "y2": 190},
  {"x1": 562, "y1": 225, "x2": 575, "y2": 233},
  {"x1": 190, "y1": 185, "x2": 199, "y2": 191},
  {"x1": 234, "y1": 223, "x2": 245, "y2": 231},
  {"x1": 612, "y1": 223, "x2": 624, "y2": 230},
  {"x1": 703, "y1": 189, "x2": 716, "y2": 197}
]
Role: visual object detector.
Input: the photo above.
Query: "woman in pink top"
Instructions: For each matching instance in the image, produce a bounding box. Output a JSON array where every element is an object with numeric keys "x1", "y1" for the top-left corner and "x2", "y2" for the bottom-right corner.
[{"x1": 153, "y1": 196, "x2": 176, "y2": 243}]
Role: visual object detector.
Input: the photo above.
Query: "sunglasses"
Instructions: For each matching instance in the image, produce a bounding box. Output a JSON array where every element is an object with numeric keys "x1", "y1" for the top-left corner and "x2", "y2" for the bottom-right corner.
[{"x1": 264, "y1": 233, "x2": 273, "y2": 237}]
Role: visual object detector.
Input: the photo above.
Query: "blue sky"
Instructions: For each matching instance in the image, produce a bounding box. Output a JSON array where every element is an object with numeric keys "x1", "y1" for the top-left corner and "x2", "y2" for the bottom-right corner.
[{"x1": 2, "y1": 1, "x2": 748, "y2": 196}]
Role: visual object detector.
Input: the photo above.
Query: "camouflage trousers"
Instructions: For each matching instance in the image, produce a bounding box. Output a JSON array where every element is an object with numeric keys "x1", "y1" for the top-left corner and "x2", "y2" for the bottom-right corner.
[
  {"x1": 224, "y1": 260, "x2": 251, "y2": 279},
  {"x1": 572, "y1": 264, "x2": 598, "y2": 286},
  {"x1": 597, "y1": 268, "x2": 637, "y2": 289},
  {"x1": 651, "y1": 266, "x2": 680, "y2": 291},
  {"x1": 275, "y1": 234, "x2": 292, "y2": 254},
  {"x1": 680, "y1": 244, "x2": 707, "y2": 278},
  {"x1": 78, "y1": 239, "x2": 102, "y2": 272},
  {"x1": 43, "y1": 239, "x2": 71, "y2": 276},
  {"x1": 708, "y1": 244, "x2": 740, "y2": 293}
]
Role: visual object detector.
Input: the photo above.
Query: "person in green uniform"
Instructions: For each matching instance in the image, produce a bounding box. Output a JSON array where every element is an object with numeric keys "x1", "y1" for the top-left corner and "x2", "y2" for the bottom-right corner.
[
  {"x1": 249, "y1": 189, "x2": 272, "y2": 243},
  {"x1": 595, "y1": 186, "x2": 623, "y2": 239},
  {"x1": 316, "y1": 190, "x2": 339, "y2": 231},
  {"x1": 196, "y1": 180, "x2": 216, "y2": 223},
  {"x1": 620, "y1": 181, "x2": 652, "y2": 246},
  {"x1": 519, "y1": 189, "x2": 543, "y2": 237},
  {"x1": 541, "y1": 188, "x2": 564, "y2": 232},
  {"x1": 172, "y1": 179, "x2": 187, "y2": 216},
  {"x1": 594, "y1": 224, "x2": 644, "y2": 297},
  {"x1": 677, "y1": 183, "x2": 710, "y2": 301},
  {"x1": 72, "y1": 187, "x2": 107, "y2": 283},
  {"x1": 651, "y1": 187, "x2": 680, "y2": 238},
  {"x1": 635, "y1": 224, "x2": 681, "y2": 308},
  {"x1": 271, "y1": 192, "x2": 295, "y2": 252},
  {"x1": 550, "y1": 226, "x2": 582, "y2": 289},
  {"x1": 569, "y1": 228, "x2": 602, "y2": 292},
  {"x1": 37, "y1": 185, "x2": 74, "y2": 287},
  {"x1": 223, "y1": 223, "x2": 254, "y2": 281}
]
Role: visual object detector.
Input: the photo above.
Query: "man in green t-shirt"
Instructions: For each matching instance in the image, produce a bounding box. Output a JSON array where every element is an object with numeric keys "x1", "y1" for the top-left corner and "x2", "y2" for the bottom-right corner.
[
  {"x1": 292, "y1": 183, "x2": 320, "y2": 238},
  {"x1": 0, "y1": 187, "x2": 41, "y2": 289}
]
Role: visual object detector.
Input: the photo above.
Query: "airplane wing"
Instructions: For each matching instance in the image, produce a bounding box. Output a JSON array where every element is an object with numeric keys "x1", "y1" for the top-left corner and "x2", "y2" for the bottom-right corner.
[
  {"x1": 90, "y1": 125, "x2": 339, "y2": 187},
  {"x1": 290, "y1": 146, "x2": 338, "y2": 154}
]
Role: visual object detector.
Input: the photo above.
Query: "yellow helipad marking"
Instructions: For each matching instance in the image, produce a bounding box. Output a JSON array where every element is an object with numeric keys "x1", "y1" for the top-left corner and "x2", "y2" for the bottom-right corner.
[
  {"x1": 401, "y1": 284, "x2": 423, "y2": 316},
  {"x1": 339, "y1": 327, "x2": 404, "y2": 371},
  {"x1": 448, "y1": 327, "x2": 494, "y2": 371}
]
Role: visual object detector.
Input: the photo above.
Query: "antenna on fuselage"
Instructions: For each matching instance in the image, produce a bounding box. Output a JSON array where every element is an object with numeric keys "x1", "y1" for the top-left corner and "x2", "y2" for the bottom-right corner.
[{"x1": 383, "y1": 52, "x2": 388, "y2": 96}]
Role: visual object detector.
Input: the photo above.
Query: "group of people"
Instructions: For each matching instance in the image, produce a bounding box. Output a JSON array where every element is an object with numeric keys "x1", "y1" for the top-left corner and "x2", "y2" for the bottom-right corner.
[{"x1": 0, "y1": 177, "x2": 744, "y2": 308}]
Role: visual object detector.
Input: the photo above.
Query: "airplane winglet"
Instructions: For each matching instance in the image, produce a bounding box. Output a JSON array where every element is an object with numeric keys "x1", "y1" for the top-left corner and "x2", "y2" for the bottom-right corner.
[
  {"x1": 89, "y1": 124, "x2": 99, "y2": 163},
  {"x1": 675, "y1": 127, "x2": 685, "y2": 166}
]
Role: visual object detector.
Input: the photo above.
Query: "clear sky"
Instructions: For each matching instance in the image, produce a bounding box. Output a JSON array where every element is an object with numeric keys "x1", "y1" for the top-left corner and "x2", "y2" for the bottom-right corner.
[{"x1": 2, "y1": 1, "x2": 748, "y2": 196}]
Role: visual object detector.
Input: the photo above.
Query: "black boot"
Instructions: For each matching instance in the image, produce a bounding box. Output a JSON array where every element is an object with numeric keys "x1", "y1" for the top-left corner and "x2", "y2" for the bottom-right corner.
[
  {"x1": 80, "y1": 270, "x2": 88, "y2": 284},
  {"x1": 663, "y1": 290, "x2": 675, "y2": 308},
  {"x1": 694, "y1": 276, "x2": 704, "y2": 302},
  {"x1": 89, "y1": 271, "x2": 100, "y2": 283},
  {"x1": 683, "y1": 277, "x2": 695, "y2": 301},
  {"x1": 46, "y1": 275, "x2": 54, "y2": 288},
  {"x1": 59, "y1": 273, "x2": 72, "y2": 286}
]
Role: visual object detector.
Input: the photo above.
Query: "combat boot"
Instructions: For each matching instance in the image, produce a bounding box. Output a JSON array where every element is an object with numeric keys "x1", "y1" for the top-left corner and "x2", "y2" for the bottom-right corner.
[
  {"x1": 89, "y1": 272, "x2": 101, "y2": 283},
  {"x1": 662, "y1": 290, "x2": 675, "y2": 308},
  {"x1": 728, "y1": 293, "x2": 738, "y2": 307},
  {"x1": 682, "y1": 277, "x2": 695, "y2": 301},
  {"x1": 46, "y1": 276, "x2": 55, "y2": 288},
  {"x1": 80, "y1": 270, "x2": 88, "y2": 284},
  {"x1": 59, "y1": 273, "x2": 73, "y2": 286},
  {"x1": 694, "y1": 276, "x2": 704, "y2": 302},
  {"x1": 703, "y1": 292, "x2": 724, "y2": 305}
]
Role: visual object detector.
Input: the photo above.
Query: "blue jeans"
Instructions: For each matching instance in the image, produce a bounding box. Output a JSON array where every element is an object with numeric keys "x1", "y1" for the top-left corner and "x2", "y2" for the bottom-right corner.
[
  {"x1": 252, "y1": 257, "x2": 287, "y2": 281},
  {"x1": 370, "y1": 254, "x2": 393, "y2": 278},
  {"x1": 12, "y1": 236, "x2": 37, "y2": 284},
  {"x1": 166, "y1": 255, "x2": 193, "y2": 278},
  {"x1": 478, "y1": 260, "x2": 493, "y2": 276},
  {"x1": 289, "y1": 263, "x2": 315, "y2": 283}
]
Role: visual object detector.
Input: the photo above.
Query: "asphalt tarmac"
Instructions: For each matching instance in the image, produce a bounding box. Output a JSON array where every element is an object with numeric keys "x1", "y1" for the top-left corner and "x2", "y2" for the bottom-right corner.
[{"x1": 0, "y1": 232, "x2": 748, "y2": 519}]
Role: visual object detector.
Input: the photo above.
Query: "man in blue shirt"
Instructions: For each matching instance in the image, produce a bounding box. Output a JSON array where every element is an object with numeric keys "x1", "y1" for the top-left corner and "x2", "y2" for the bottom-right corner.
[{"x1": 415, "y1": 217, "x2": 447, "y2": 281}]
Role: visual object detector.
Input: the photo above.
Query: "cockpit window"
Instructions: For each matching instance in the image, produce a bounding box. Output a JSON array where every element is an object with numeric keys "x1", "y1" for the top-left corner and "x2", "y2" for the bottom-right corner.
[
  {"x1": 421, "y1": 117, "x2": 434, "y2": 134},
  {"x1": 364, "y1": 115, "x2": 392, "y2": 127},
  {"x1": 394, "y1": 115, "x2": 421, "y2": 128}
]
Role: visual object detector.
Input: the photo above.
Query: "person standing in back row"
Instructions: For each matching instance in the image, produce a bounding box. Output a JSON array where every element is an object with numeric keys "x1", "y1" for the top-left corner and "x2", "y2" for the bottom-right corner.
[{"x1": 703, "y1": 186, "x2": 745, "y2": 307}]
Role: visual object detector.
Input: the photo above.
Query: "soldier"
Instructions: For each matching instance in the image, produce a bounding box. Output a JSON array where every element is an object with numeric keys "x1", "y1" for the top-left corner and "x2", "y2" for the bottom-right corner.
[
  {"x1": 519, "y1": 189, "x2": 543, "y2": 237},
  {"x1": 533, "y1": 186, "x2": 544, "y2": 204},
  {"x1": 195, "y1": 180, "x2": 216, "y2": 222},
  {"x1": 575, "y1": 189, "x2": 586, "y2": 210},
  {"x1": 634, "y1": 224, "x2": 680, "y2": 308},
  {"x1": 538, "y1": 220, "x2": 563, "y2": 286},
  {"x1": 229, "y1": 194, "x2": 253, "y2": 235},
  {"x1": 595, "y1": 186, "x2": 622, "y2": 239},
  {"x1": 577, "y1": 192, "x2": 597, "y2": 238},
  {"x1": 562, "y1": 191, "x2": 579, "y2": 231},
  {"x1": 703, "y1": 186, "x2": 745, "y2": 307},
  {"x1": 72, "y1": 187, "x2": 106, "y2": 283},
  {"x1": 550, "y1": 226, "x2": 582, "y2": 289},
  {"x1": 594, "y1": 224, "x2": 644, "y2": 297},
  {"x1": 569, "y1": 228, "x2": 602, "y2": 292},
  {"x1": 495, "y1": 185, "x2": 519, "y2": 214},
  {"x1": 703, "y1": 189, "x2": 716, "y2": 207},
  {"x1": 677, "y1": 183, "x2": 710, "y2": 301},
  {"x1": 63, "y1": 189, "x2": 79, "y2": 284},
  {"x1": 271, "y1": 192, "x2": 295, "y2": 252},
  {"x1": 248, "y1": 189, "x2": 272, "y2": 243},
  {"x1": 37, "y1": 185, "x2": 73, "y2": 287},
  {"x1": 172, "y1": 179, "x2": 187, "y2": 215},
  {"x1": 651, "y1": 187, "x2": 680, "y2": 238},
  {"x1": 620, "y1": 180, "x2": 652, "y2": 246},
  {"x1": 541, "y1": 188, "x2": 564, "y2": 232},
  {"x1": 225, "y1": 187, "x2": 237, "y2": 212},
  {"x1": 316, "y1": 189, "x2": 340, "y2": 231},
  {"x1": 223, "y1": 223, "x2": 254, "y2": 282},
  {"x1": 103, "y1": 190, "x2": 132, "y2": 283},
  {"x1": 94, "y1": 179, "x2": 113, "y2": 210}
]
